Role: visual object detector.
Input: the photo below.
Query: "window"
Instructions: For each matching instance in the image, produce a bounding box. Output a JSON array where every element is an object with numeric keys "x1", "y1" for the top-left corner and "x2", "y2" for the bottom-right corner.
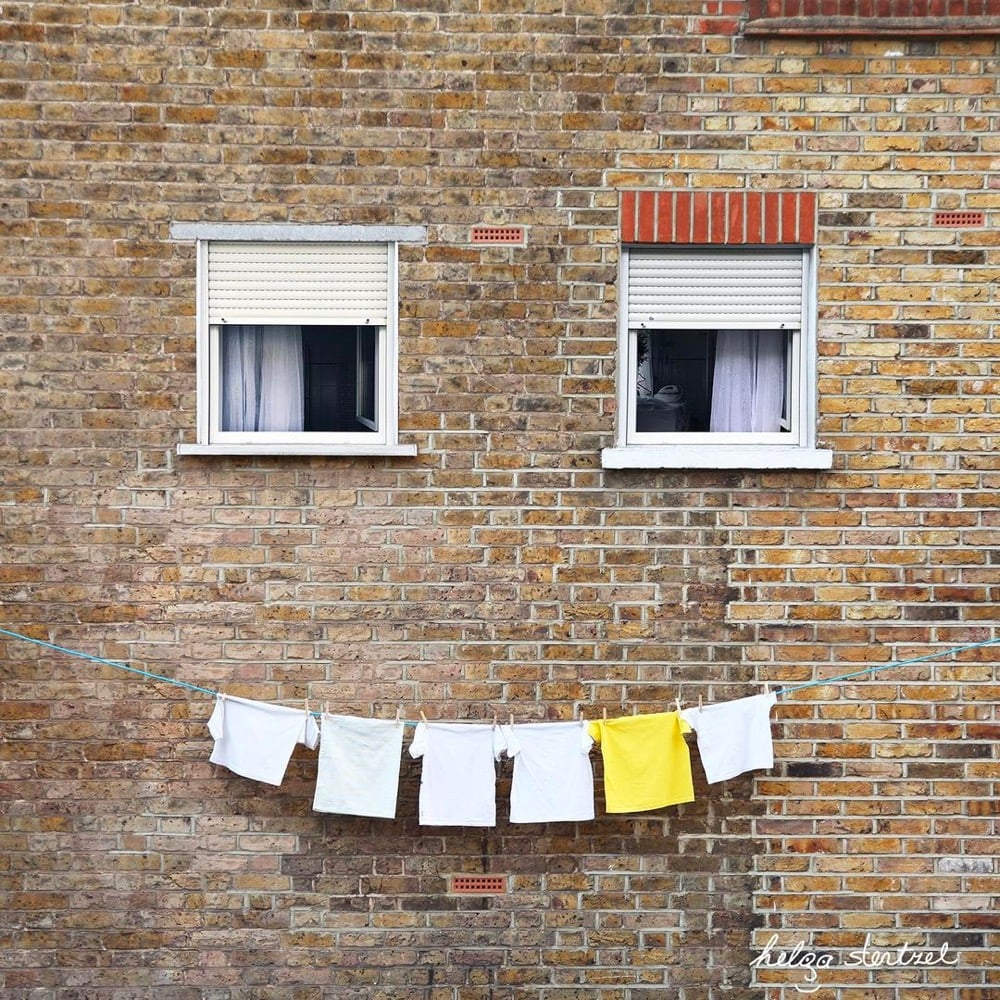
[
  {"x1": 217, "y1": 323, "x2": 377, "y2": 435},
  {"x1": 602, "y1": 191, "x2": 832, "y2": 470},
  {"x1": 626, "y1": 247, "x2": 806, "y2": 443},
  {"x1": 171, "y1": 224, "x2": 424, "y2": 456}
]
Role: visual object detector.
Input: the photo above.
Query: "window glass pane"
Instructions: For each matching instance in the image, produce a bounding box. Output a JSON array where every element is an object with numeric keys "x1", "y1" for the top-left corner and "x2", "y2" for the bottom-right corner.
[
  {"x1": 302, "y1": 325, "x2": 375, "y2": 432},
  {"x1": 355, "y1": 326, "x2": 377, "y2": 429},
  {"x1": 635, "y1": 329, "x2": 792, "y2": 434},
  {"x1": 220, "y1": 324, "x2": 304, "y2": 432},
  {"x1": 219, "y1": 324, "x2": 378, "y2": 433}
]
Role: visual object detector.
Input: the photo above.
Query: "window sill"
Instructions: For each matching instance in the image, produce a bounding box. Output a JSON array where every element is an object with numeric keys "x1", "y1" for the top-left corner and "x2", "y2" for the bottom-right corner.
[
  {"x1": 177, "y1": 443, "x2": 418, "y2": 458},
  {"x1": 601, "y1": 445, "x2": 833, "y2": 470}
]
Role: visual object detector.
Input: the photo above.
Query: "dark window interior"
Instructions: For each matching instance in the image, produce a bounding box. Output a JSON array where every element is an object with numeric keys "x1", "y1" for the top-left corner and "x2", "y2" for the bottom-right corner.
[
  {"x1": 303, "y1": 326, "x2": 369, "y2": 432},
  {"x1": 219, "y1": 324, "x2": 378, "y2": 434},
  {"x1": 636, "y1": 331, "x2": 716, "y2": 433},
  {"x1": 636, "y1": 329, "x2": 791, "y2": 434}
]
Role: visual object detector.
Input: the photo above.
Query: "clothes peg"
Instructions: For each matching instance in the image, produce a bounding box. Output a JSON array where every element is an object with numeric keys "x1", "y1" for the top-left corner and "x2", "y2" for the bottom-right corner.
[
  {"x1": 509, "y1": 713, "x2": 515, "y2": 727},
  {"x1": 395, "y1": 706, "x2": 402, "y2": 724},
  {"x1": 674, "y1": 696, "x2": 682, "y2": 714},
  {"x1": 420, "y1": 710, "x2": 428, "y2": 723},
  {"x1": 602, "y1": 708, "x2": 608, "y2": 721},
  {"x1": 698, "y1": 695, "x2": 704, "y2": 713}
]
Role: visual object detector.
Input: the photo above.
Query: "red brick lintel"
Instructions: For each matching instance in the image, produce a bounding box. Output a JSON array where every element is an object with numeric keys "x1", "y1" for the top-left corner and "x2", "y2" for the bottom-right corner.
[
  {"x1": 745, "y1": 17, "x2": 1000, "y2": 35},
  {"x1": 620, "y1": 191, "x2": 817, "y2": 246}
]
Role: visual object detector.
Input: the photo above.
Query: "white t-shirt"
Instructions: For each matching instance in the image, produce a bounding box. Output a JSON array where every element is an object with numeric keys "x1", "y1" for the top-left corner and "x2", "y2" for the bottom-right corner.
[
  {"x1": 682, "y1": 692, "x2": 777, "y2": 784},
  {"x1": 408, "y1": 722, "x2": 507, "y2": 827},
  {"x1": 313, "y1": 714, "x2": 404, "y2": 819},
  {"x1": 502, "y1": 721, "x2": 595, "y2": 824},
  {"x1": 208, "y1": 694, "x2": 320, "y2": 787}
]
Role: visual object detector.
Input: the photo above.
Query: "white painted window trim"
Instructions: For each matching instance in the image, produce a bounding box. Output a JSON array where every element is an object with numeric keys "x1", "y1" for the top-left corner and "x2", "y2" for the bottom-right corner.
[
  {"x1": 602, "y1": 244, "x2": 832, "y2": 471},
  {"x1": 171, "y1": 224, "x2": 424, "y2": 458}
]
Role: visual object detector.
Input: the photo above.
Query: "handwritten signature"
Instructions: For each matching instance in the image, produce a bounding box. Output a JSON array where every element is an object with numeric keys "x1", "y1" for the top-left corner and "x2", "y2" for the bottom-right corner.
[{"x1": 751, "y1": 933, "x2": 959, "y2": 993}]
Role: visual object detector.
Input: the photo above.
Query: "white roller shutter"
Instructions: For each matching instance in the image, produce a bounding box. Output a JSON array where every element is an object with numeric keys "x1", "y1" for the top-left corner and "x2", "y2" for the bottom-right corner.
[
  {"x1": 627, "y1": 248, "x2": 803, "y2": 329},
  {"x1": 206, "y1": 242, "x2": 390, "y2": 325}
]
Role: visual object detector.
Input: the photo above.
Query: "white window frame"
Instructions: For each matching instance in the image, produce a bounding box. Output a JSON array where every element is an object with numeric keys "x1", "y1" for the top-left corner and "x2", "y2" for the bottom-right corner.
[
  {"x1": 171, "y1": 224, "x2": 423, "y2": 457},
  {"x1": 602, "y1": 245, "x2": 832, "y2": 470}
]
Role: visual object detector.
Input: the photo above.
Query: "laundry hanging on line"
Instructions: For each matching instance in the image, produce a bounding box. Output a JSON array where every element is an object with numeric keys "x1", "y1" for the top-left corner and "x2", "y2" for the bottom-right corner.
[
  {"x1": 504, "y1": 720, "x2": 596, "y2": 824},
  {"x1": 682, "y1": 691, "x2": 778, "y2": 784},
  {"x1": 313, "y1": 713, "x2": 405, "y2": 819},
  {"x1": 408, "y1": 719, "x2": 508, "y2": 826},
  {"x1": 204, "y1": 691, "x2": 779, "y2": 823},
  {"x1": 2, "y1": 625, "x2": 997, "y2": 824},
  {"x1": 586, "y1": 710, "x2": 695, "y2": 813},
  {"x1": 207, "y1": 692, "x2": 320, "y2": 787}
]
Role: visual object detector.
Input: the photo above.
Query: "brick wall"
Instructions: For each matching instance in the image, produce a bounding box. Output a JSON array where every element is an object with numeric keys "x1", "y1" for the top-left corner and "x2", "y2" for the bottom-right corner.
[{"x1": 1, "y1": 2, "x2": 998, "y2": 998}]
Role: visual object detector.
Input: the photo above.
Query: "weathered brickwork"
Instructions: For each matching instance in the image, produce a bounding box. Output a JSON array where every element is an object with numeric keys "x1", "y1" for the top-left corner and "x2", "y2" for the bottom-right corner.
[{"x1": 1, "y1": 2, "x2": 997, "y2": 998}]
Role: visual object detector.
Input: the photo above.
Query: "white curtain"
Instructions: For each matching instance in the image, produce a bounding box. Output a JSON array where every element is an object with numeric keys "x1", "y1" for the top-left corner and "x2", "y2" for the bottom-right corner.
[
  {"x1": 709, "y1": 329, "x2": 785, "y2": 433},
  {"x1": 221, "y1": 325, "x2": 304, "y2": 432}
]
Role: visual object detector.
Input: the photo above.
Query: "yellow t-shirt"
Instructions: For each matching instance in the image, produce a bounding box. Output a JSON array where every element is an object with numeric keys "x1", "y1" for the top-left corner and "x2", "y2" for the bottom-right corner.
[{"x1": 588, "y1": 711, "x2": 694, "y2": 813}]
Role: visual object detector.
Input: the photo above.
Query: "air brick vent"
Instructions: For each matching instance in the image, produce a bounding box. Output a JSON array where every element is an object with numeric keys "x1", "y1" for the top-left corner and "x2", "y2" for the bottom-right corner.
[
  {"x1": 471, "y1": 226, "x2": 526, "y2": 244},
  {"x1": 934, "y1": 211, "x2": 985, "y2": 227},
  {"x1": 450, "y1": 874, "x2": 508, "y2": 895}
]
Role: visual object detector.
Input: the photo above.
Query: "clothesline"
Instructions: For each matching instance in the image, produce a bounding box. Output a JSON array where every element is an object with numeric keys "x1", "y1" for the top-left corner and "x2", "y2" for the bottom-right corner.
[
  {"x1": 0, "y1": 626, "x2": 219, "y2": 697},
  {"x1": 0, "y1": 624, "x2": 997, "y2": 721},
  {"x1": 772, "y1": 636, "x2": 1000, "y2": 697}
]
